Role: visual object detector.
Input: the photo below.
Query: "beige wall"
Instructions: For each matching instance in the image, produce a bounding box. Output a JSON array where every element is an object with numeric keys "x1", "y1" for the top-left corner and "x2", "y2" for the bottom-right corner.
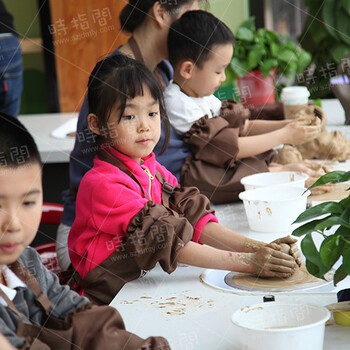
[{"x1": 209, "y1": 0, "x2": 249, "y2": 32}]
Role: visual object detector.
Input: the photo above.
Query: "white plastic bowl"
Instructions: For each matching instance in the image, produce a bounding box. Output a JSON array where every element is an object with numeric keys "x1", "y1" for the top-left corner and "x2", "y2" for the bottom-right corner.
[
  {"x1": 240, "y1": 171, "x2": 308, "y2": 191},
  {"x1": 238, "y1": 186, "x2": 310, "y2": 232},
  {"x1": 232, "y1": 302, "x2": 330, "y2": 350}
]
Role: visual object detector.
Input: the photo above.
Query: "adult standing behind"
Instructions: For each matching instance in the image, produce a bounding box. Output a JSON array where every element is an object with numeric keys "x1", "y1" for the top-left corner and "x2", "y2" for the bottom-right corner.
[
  {"x1": 0, "y1": 1, "x2": 22, "y2": 117},
  {"x1": 57, "y1": 0, "x2": 203, "y2": 270}
]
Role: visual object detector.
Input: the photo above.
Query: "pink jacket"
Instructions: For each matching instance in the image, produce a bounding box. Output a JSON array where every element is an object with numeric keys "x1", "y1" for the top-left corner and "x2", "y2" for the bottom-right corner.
[{"x1": 68, "y1": 147, "x2": 217, "y2": 280}]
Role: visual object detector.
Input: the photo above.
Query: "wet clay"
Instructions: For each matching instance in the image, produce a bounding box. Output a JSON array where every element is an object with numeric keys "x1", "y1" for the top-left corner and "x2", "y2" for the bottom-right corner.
[
  {"x1": 230, "y1": 263, "x2": 319, "y2": 290},
  {"x1": 278, "y1": 145, "x2": 303, "y2": 165},
  {"x1": 279, "y1": 105, "x2": 350, "y2": 162}
]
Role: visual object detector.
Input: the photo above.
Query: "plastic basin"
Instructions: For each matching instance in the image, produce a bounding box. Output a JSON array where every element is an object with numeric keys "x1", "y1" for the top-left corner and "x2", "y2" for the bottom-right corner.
[
  {"x1": 232, "y1": 302, "x2": 330, "y2": 350},
  {"x1": 238, "y1": 186, "x2": 310, "y2": 232},
  {"x1": 240, "y1": 171, "x2": 308, "y2": 191}
]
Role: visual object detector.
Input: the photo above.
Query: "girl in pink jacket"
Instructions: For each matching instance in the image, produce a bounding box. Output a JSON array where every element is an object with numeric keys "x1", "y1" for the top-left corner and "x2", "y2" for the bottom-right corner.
[{"x1": 68, "y1": 54, "x2": 301, "y2": 305}]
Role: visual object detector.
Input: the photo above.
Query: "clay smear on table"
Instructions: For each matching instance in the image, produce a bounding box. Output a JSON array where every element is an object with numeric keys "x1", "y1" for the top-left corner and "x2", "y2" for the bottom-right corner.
[
  {"x1": 231, "y1": 263, "x2": 319, "y2": 290},
  {"x1": 120, "y1": 291, "x2": 215, "y2": 318}
]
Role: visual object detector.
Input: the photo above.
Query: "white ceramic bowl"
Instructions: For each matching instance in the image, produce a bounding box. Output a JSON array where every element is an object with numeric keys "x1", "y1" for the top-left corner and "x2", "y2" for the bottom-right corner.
[
  {"x1": 240, "y1": 171, "x2": 308, "y2": 191},
  {"x1": 232, "y1": 302, "x2": 330, "y2": 350},
  {"x1": 238, "y1": 186, "x2": 310, "y2": 232}
]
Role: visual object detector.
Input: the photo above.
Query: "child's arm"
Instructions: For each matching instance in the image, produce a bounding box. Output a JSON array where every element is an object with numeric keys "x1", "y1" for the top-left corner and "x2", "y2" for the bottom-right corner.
[
  {"x1": 177, "y1": 221, "x2": 299, "y2": 277},
  {"x1": 21, "y1": 248, "x2": 89, "y2": 317},
  {"x1": 237, "y1": 120, "x2": 321, "y2": 159},
  {"x1": 177, "y1": 241, "x2": 296, "y2": 277},
  {"x1": 241, "y1": 119, "x2": 290, "y2": 136}
]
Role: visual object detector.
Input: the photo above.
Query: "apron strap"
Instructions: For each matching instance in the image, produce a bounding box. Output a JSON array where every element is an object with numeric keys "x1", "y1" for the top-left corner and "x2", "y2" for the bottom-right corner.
[
  {"x1": 8, "y1": 261, "x2": 52, "y2": 313},
  {"x1": 97, "y1": 148, "x2": 148, "y2": 199},
  {"x1": 0, "y1": 287, "x2": 25, "y2": 336},
  {"x1": 128, "y1": 36, "x2": 144, "y2": 62},
  {"x1": 155, "y1": 171, "x2": 176, "y2": 211}
]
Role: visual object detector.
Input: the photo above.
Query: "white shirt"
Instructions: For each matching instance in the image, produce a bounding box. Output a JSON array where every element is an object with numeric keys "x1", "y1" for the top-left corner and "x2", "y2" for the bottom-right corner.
[
  {"x1": 164, "y1": 82, "x2": 222, "y2": 135},
  {"x1": 0, "y1": 265, "x2": 27, "y2": 305}
]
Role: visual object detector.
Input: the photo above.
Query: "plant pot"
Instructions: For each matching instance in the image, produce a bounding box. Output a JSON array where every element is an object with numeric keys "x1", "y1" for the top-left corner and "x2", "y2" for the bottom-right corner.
[{"x1": 237, "y1": 69, "x2": 277, "y2": 108}]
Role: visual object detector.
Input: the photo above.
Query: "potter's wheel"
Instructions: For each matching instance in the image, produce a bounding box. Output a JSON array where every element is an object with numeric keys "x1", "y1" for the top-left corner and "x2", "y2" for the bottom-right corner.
[{"x1": 200, "y1": 267, "x2": 334, "y2": 294}]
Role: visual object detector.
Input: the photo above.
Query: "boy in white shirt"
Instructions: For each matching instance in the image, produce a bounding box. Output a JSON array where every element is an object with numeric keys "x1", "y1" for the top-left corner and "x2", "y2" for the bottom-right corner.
[{"x1": 164, "y1": 10, "x2": 322, "y2": 203}]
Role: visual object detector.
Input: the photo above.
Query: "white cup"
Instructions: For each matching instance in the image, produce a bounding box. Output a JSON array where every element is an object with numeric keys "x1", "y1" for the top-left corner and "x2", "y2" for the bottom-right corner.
[{"x1": 281, "y1": 86, "x2": 310, "y2": 119}]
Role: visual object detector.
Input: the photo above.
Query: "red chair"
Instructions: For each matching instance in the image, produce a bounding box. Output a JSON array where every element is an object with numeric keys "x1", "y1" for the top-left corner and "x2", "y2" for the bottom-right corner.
[{"x1": 34, "y1": 202, "x2": 63, "y2": 274}]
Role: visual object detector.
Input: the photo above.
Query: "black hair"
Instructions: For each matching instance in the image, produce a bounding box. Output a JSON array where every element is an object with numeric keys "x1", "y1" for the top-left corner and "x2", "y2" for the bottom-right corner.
[
  {"x1": 120, "y1": 0, "x2": 208, "y2": 33},
  {"x1": 0, "y1": 113, "x2": 41, "y2": 168},
  {"x1": 168, "y1": 10, "x2": 235, "y2": 68},
  {"x1": 87, "y1": 54, "x2": 170, "y2": 154}
]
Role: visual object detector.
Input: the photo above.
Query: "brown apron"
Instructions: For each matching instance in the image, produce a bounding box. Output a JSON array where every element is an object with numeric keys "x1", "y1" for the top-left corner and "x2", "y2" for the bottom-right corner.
[
  {"x1": 0, "y1": 260, "x2": 169, "y2": 349},
  {"x1": 181, "y1": 100, "x2": 278, "y2": 203}
]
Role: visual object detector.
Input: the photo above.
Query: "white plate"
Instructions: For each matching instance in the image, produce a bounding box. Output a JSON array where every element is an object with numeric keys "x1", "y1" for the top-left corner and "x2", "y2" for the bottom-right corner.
[
  {"x1": 200, "y1": 269, "x2": 335, "y2": 294},
  {"x1": 51, "y1": 117, "x2": 78, "y2": 139}
]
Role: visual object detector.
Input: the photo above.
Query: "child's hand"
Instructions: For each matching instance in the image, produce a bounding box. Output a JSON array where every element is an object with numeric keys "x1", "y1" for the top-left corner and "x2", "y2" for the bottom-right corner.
[
  {"x1": 268, "y1": 236, "x2": 302, "y2": 267},
  {"x1": 282, "y1": 117, "x2": 321, "y2": 145},
  {"x1": 247, "y1": 247, "x2": 297, "y2": 278}
]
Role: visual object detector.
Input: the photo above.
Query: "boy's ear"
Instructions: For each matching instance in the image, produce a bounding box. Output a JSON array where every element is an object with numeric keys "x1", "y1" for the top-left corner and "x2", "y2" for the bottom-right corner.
[
  {"x1": 179, "y1": 60, "x2": 195, "y2": 80},
  {"x1": 151, "y1": 2, "x2": 170, "y2": 29},
  {"x1": 88, "y1": 113, "x2": 101, "y2": 135}
]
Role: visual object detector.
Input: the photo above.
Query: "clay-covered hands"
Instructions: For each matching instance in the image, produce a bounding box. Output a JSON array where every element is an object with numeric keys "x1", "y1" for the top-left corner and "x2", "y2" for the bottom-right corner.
[
  {"x1": 283, "y1": 116, "x2": 322, "y2": 145},
  {"x1": 247, "y1": 246, "x2": 297, "y2": 278},
  {"x1": 268, "y1": 235, "x2": 302, "y2": 267}
]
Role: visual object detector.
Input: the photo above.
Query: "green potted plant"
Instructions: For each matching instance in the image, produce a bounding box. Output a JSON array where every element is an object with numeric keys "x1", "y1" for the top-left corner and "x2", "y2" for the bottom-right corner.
[
  {"x1": 223, "y1": 17, "x2": 311, "y2": 107},
  {"x1": 299, "y1": 0, "x2": 350, "y2": 99},
  {"x1": 292, "y1": 171, "x2": 350, "y2": 285}
]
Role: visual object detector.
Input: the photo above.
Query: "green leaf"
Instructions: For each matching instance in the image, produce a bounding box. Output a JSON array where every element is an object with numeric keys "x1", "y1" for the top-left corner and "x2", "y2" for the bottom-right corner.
[
  {"x1": 308, "y1": 171, "x2": 349, "y2": 189},
  {"x1": 316, "y1": 215, "x2": 350, "y2": 230},
  {"x1": 301, "y1": 234, "x2": 328, "y2": 277},
  {"x1": 269, "y1": 42, "x2": 279, "y2": 57},
  {"x1": 313, "y1": 99, "x2": 322, "y2": 108},
  {"x1": 339, "y1": 206, "x2": 350, "y2": 226},
  {"x1": 341, "y1": 0, "x2": 350, "y2": 15},
  {"x1": 331, "y1": 43, "x2": 350, "y2": 62},
  {"x1": 260, "y1": 59, "x2": 278, "y2": 77},
  {"x1": 334, "y1": 263, "x2": 349, "y2": 285},
  {"x1": 237, "y1": 17, "x2": 256, "y2": 32},
  {"x1": 292, "y1": 218, "x2": 327, "y2": 237},
  {"x1": 342, "y1": 247, "x2": 350, "y2": 267},
  {"x1": 320, "y1": 235, "x2": 343, "y2": 269},
  {"x1": 230, "y1": 57, "x2": 248, "y2": 77},
  {"x1": 334, "y1": 249, "x2": 350, "y2": 285},
  {"x1": 322, "y1": 1, "x2": 340, "y2": 40},
  {"x1": 277, "y1": 49, "x2": 297, "y2": 63},
  {"x1": 297, "y1": 49, "x2": 312, "y2": 70},
  {"x1": 336, "y1": 6, "x2": 350, "y2": 45},
  {"x1": 236, "y1": 27, "x2": 254, "y2": 42},
  {"x1": 294, "y1": 201, "x2": 343, "y2": 223},
  {"x1": 247, "y1": 45, "x2": 264, "y2": 70}
]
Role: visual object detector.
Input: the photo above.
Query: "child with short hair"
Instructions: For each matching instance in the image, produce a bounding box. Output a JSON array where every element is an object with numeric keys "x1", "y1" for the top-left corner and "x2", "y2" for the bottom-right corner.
[
  {"x1": 68, "y1": 54, "x2": 301, "y2": 306},
  {"x1": 164, "y1": 10, "x2": 323, "y2": 202},
  {"x1": 0, "y1": 114, "x2": 169, "y2": 349}
]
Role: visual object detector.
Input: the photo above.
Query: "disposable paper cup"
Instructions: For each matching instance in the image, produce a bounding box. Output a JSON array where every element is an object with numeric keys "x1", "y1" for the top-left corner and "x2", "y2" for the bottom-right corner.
[
  {"x1": 281, "y1": 86, "x2": 310, "y2": 119},
  {"x1": 232, "y1": 302, "x2": 330, "y2": 350}
]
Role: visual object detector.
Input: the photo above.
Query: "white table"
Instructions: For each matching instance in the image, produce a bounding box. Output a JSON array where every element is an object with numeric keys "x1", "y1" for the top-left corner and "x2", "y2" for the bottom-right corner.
[
  {"x1": 19, "y1": 113, "x2": 77, "y2": 163},
  {"x1": 110, "y1": 258, "x2": 350, "y2": 349}
]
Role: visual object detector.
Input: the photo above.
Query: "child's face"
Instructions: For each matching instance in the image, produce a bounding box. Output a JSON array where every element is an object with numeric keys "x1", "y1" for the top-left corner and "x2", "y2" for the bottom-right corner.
[
  {"x1": 184, "y1": 43, "x2": 233, "y2": 98},
  {"x1": 0, "y1": 164, "x2": 42, "y2": 268},
  {"x1": 107, "y1": 85, "x2": 161, "y2": 163}
]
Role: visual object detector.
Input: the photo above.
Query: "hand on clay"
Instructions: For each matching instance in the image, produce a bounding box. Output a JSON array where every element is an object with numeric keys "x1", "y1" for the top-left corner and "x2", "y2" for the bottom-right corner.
[
  {"x1": 268, "y1": 236, "x2": 302, "y2": 267},
  {"x1": 247, "y1": 246, "x2": 297, "y2": 278},
  {"x1": 283, "y1": 117, "x2": 321, "y2": 145}
]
